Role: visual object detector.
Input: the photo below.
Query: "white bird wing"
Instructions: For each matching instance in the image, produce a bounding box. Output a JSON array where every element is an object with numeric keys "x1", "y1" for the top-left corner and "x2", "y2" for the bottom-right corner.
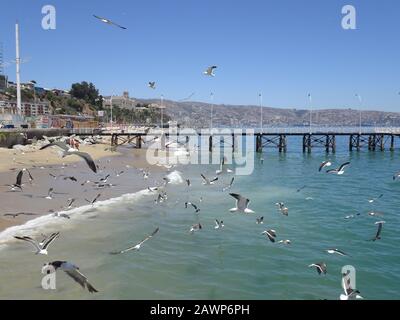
[
  {"x1": 42, "y1": 232, "x2": 60, "y2": 250},
  {"x1": 14, "y1": 236, "x2": 41, "y2": 252}
]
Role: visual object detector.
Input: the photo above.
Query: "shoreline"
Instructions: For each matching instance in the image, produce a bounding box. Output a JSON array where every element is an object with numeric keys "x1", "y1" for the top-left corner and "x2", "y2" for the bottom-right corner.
[{"x1": 0, "y1": 142, "x2": 170, "y2": 235}]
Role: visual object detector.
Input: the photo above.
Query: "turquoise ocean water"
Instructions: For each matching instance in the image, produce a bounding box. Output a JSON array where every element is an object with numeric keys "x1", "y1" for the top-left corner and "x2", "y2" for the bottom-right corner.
[{"x1": 0, "y1": 136, "x2": 399, "y2": 300}]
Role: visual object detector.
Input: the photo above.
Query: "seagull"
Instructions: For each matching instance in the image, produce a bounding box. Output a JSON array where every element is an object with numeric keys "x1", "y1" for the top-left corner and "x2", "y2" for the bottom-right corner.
[
  {"x1": 326, "y1": 249, "x2": 348, "y2": 256},
  {"x1": 201, "y1": 174, "x2": 218, "y2": 185},
  {"x1": 340, "y1": 271, "x2": 363, "y2": 300},
  {"x1": 85, "y1": 194, "x2": 101, "y2": 206},
  {"x1": 393, "y1": 172, "x2": 400, "y2": 180},
  {"x1": 368, "y1": 212, "x2": 384, "y2": 217},
  {"x1": 308, "y1": 262, "x2": 327, "y2": 275},
  {"x1": 14, "y1": 232, "x2": 59, "y2": 255},
  {"x1": 7, "y1": 170, "x2": 23, "y2": 191},
  {"x1": 256, "y1": 216, "x2": 264, "y2": 224},
  {"x1": 261, "y1": 229, "x2": 277, "y2": 243},
  {"x1": 3, "y1": 212, "x2": 37, "y2": 218},
  {"x1": 185, "y1": 179, "x2": 191, "y2": 187},
  {"x1": 53, "y1": 212, "x2": 71, "y2": 219},
  {"x1": 319, "y1": 161, "x2": 332, "y2": 172},
  {"x1": 296, "y1": 185, "x2": 307, "y2": 193},
  {"x1": 49, "y1": 173, "x2": 58, "y2": 179},
  {"x1": 45, "y1": 188, "x2": 54, "y2": 200},
  {"x1": 370, "y1": 221, "x2": 385, "y2": 241},
  {"x1": 275, "y1": 202, "x2": 288, "y2": 216},
  {"x1": 229, "y1": 193, "x2": 254, "y2": 214},
  {"x1": 216, "y1": 157, "x2": 233, "y2": 175},
  {"x1": 110, "y1": 228, "x2": 159, "y2": 254},
  {"x1": 185, "y1": 202, "x2": 200, "y2": 213},
  {"x1": 214, "y1": 219, "x2": 224, "y2": 229},
  {"x1": 93, "y1": 14, "x2": 126, "y2": 30},
  {"x1": 203, "y1": 65, "x2": 217, "y2": 77},
  {"x1": 66, "y1": 198, "x2": 76, "y2": 209},
  {"x1": 40, "y1": 141, "x2": 97, "y2": 173},
  {"x1": 222, "y1": 177, "x2": 235, "y2": 192},
  {"x1": 368, "y1": 194, "x2": 383, "y2": 203},
  {"x1": 63, "y1": 176, "x2": 78, "y2": 182},
  {"x1": 22, "y1": 168, "x2": 34, "y2": 182},
  {"x1": 278, "y1": 240, "x2": 291, "y2": 245},
  {"x1": 326, "y1": 162, "x2": 351, "y2": 175},
  {"x1": 189, "y1": 223, "x2": 202, "y2": 234},
  {"x1": 148, "y1": 82, "x2": 156, "y2": 89},
  {"x1": 42, "y1": 261, "x2": 98, "y2": 293}
]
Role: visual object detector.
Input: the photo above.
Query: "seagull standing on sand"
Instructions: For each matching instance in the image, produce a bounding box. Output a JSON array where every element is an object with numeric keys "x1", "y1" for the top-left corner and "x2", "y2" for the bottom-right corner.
[
  {"x1": 110, "y1": 228, "x2": 159, "y2": 254},
  {"x1": 203, "y1": 66, "x2": 217, "y2": 77},
  {"x1": 229, "y1": 193, "x2": 255, "y2": 214},
  {"x1": 42, "y1": 261, "x2": 98, "y2": 293},
  {"x1": 40, "y1": 141, "x2": 97, "y2": 173},
  {"x1": 14, "y1": 232, "x2": 59, "y2": 255},
  {"x1": 326, "y1": 162, "x2": 351, "y2": 175},
  {"x1": 319, "y1": 161, "x2": 332, "y2": 172},
  {"x1": 93, "y1": 14, "x2": 127, "y2": 29},
  {"x1": 309, "y1": 262, "x2": 327, "y2": 275}
]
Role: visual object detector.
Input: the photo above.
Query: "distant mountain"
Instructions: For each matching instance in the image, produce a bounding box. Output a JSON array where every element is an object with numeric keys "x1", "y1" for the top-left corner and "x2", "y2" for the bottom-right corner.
[{"x1": 138, "y1": 98, "x2": 400, "y2": 128}]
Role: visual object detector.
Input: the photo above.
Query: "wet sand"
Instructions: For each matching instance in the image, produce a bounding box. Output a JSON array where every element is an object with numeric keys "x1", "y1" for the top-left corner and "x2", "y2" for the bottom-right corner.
[{"x1": 0, "y1": 144, "x2": 168, "y2": 233}]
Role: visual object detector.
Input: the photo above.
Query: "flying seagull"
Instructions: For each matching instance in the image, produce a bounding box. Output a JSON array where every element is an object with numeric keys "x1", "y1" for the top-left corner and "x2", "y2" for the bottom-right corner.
[
  {"x1": 229, "y1": 193, "x2": 254, "y2": 214},
  {"x1": 3, "y1": 212, "x2": 37, "y2": 218},
  {"x1": 340, "y1": 271, "x2": 363, "y2": 300},
  {"x1": 7, "y1": 170, "x2": 23, "y2": 191},
  {"x1": 203, "y1": 65, "x2": 217, "y2": 77},
  {"x1": 216, "y1": 157, "x2": 233, "y2": 175},
  {"x1": 222, "y1": 177, "x2": 235, "y2": 192},
  {"x1": 296, "y1": 185, "x2": 307, "y2": 193},
  {"x1": 45, "y1": 188, "x2": 54, "y2": 200},
  {"x1": 14, "y1": 232, "x2": 59, "y2": 255},
  {"x1": 326, "y1": 162, "x2": 351, "y2": 175},
  {"x1": 393, "y1": 172, "x2": 400, "y2": 180},
  {"x1": 368, "y1": 194, "x2": 383, "y2": 203},
  {"x1": 93, "y1": 14, "x2": 127, "y2": 30},
  {"x1": 214, "y1": 219, "x2": 224, "y2": 230},
  {"x1": 201, "y1": 174, "x2": 218, "y2": 185},
  {"x1": 42, "y1": 261, "x2": 98, "y2": 293},
  {"x1": 110, "y1": 228, "x2": 159, "y2": 255},
  {"x1": 185, "y1": 179, "x2": 191, "y2": 187},
  {"x1": 63, "y1": 176, "x2": 77, "y2": 182},
  {"x1": 256, "y1": 216, "x2": 264, "y2": 224},
  {"x1": 370, "y1": 221, "x2": 385, "y2": 241},
  {"x1": 326, "y1": 249, "x2": 348, "y2": 256},
  {"x1": 275, "y1": 202, "x2": 288, "y2": 216},
  {"x1": 261, "y1": 229, "x2": 277, "y2": 243},
  {"x1": 189, "y1": 223, "x2": 202, "y2": 234},
  {"x1": 40, "y1": 141, "x2": 97, "y2": 173},
  {"x1": 278, "y1": 240, "x2": 291, "y2": 245},
  {"x1": 85, "y1": 194, "x2": 101, "y2": 206},
  {"x1": 148, "y1": 82, "x2": 156, "y2": 89},
  {"x1": 22, "y1": 168, "x2": 34, "y2": 182},
  {"x1": 309, "y1": 262, "x2": 327, "y2": 275},
  {"x1": 185, "y1": 202, "x2": 200, "y2": 213},
  {"x1": 66, "y1": 198, "x2": 76, "y2": 209},
  {"x1": 319, "y1": 161, "x2": 332, "y2": 172}
]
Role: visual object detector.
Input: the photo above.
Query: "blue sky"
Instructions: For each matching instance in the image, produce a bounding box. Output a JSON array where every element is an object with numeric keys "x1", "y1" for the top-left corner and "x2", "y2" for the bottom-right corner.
[{"x1": 1, "y1": 0, "x2": 400, "y2": 111}]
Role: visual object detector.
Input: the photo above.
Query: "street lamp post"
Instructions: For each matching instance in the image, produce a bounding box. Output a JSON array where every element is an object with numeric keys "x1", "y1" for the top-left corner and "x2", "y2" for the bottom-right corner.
[
  {"x1": 259, "y1": 93, "x2": 263, "y2": 134},
  {"x1": 161, "y1": 94, "x2": 164, "y2": 130},
  {"x1": 308, "y1": 93, "x2": 312, "y2": 134},
  {"x1": 356, "y1": 94, "x2": 362, "y2": 134},
  {"x1": 210, "y1": 92, "x2": 214, "y2": 130},
  {"x1": 110, "y1": 95, "x2": 113, "y2": 132}
]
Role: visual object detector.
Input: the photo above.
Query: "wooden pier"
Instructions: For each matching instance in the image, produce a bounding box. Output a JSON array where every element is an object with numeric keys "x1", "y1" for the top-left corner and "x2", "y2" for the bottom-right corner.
[{"x1": 2, "y1": 127, "x2": 400, "y2": 153}]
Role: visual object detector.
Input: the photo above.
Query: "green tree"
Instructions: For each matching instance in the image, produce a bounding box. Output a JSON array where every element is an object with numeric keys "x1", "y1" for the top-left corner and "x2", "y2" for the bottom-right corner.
[{"x1": 70, "y1": 81, "x2": 99, "y2": 105}]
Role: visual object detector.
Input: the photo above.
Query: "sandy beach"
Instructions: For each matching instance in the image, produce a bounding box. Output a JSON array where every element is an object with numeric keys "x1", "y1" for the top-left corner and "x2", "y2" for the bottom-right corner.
[{"x1": 0, "y1": 142, "x2": 167, "y2": 233}]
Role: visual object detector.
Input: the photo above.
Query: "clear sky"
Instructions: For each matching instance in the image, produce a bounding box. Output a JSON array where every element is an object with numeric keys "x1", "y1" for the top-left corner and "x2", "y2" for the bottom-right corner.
[{"x1": 1, "y1": 0, "x2": 400, "y2": 111}]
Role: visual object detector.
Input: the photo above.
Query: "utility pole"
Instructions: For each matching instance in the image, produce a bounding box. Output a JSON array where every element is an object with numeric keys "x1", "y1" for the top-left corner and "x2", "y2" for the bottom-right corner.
[{"x1": 15, "y1": 22, "x2": 21, "y2": 115}]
